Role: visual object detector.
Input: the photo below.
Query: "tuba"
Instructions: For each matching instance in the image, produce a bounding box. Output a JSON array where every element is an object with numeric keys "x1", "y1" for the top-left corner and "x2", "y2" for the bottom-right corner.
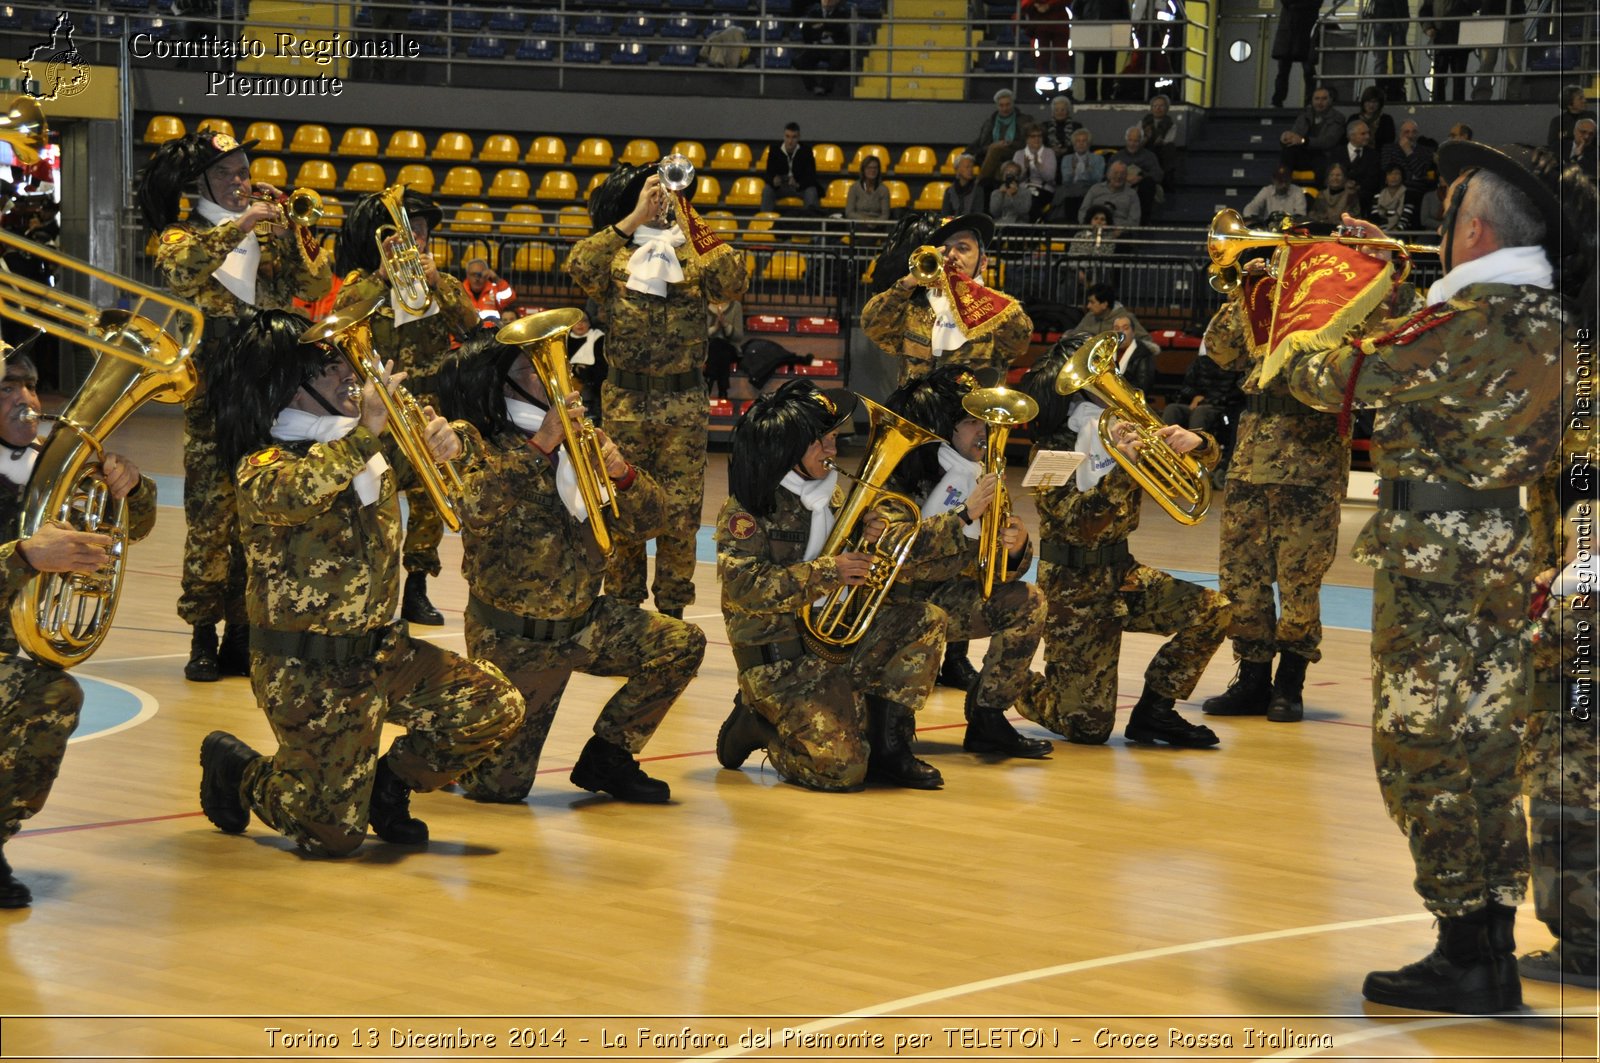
[
  {"x1": 801, "y1": 396, "x2": 940, "y2": 655},
  {"x1": 300, "y1": 292, "x2": 465, "y2": 530},
  {"x1": 496, "y1": 307, "x2": 619, "y2": 555},
  {"x1": 373, "y1": 184, "x2": 432, "y2": 314},
  {"x1": 1054, "y1": 332, "x2": 1212, "y2": 526},
  {"x1": 962, "y1": 385, "x2": 1038, "y2": 598}
]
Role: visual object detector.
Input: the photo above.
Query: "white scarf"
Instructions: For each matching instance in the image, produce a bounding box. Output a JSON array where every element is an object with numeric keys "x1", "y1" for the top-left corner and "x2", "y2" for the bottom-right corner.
[
  {"x1": 927, "y1": 289, "x2": 969, "y2": 359},
  {"x1": 0, "y1": 441, "x2": 37, "y2": 487},
  {"x1": 923, "y1": 443, "x2": 982, "y2": 539},
  {"x1": 270, "y1": 407, "x2": 389, "y2": 507},
  {"x1": 195, "y1": 196, "x2": 261, "y2": 305},
  {"x1": 1426, "y1": 245, "x2": 1554, "y2": 306},
  {"x1": 781, "y1": 468, "x2": 839, "y2": 562},
  {"x1": 1070, "y1": 400, "x2": 1117, "y2": 492},
  {"x1": 625, "y1": 224, "x2": 686, "y2": 298},
  {"x1": 391, "y1": 289, "x2": 440, "y2": 325},
  {"x1": 506, "y1": 396, "x2": 601, "y2": 522},
  {"x1": 1116, "y1": 339, "x2": 1138, "y2": 376},
  {"x1": 569, "y1": 327, "x2": 604, "y2": 367}
]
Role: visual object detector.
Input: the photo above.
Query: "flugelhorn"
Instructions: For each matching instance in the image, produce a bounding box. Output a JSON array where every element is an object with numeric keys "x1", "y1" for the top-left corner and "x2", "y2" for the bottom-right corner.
[
  {"x1": 496, "y1": 307, "x2": 619, "y2": 555},
  {"x1": 300, "y1": 292, "x2": 465, "y2": 531},
  {"x1": 1206, "y1": 208, "x2": 1436, "y2": 293},
  {"x1": 374, "y1": 184, "x2": 432, "y2": 313},
  {"x1": 1054, "y1": 332, "x2": 1211, "y2": 526},
  {"x1": 962, "y1": 385, "x2": 1038, "y2": 598}
]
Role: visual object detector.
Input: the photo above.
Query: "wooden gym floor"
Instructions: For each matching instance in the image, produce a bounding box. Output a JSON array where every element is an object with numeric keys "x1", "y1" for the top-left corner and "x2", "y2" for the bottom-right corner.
[{"x1": 0, "y1": 403, "x2": 1594, "y2": 1062}]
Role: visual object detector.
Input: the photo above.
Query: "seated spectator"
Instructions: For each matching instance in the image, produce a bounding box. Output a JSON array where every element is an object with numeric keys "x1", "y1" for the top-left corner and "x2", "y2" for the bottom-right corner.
[
  {"x1": 1079, "y1": 160, "x2": 1141, "y2": 227},
  {"x1": 1109, "y1": 312, "x2": 1156, "y2": 395},
  {"x1": 1052, "y1": 128, "x2": 1104, "y2": 222},
  {"x1": 1353, "y1": 86, "x2": 1396, "y2": 149},
  {"x1": 845, "y1": 155, "x2": 890, "y2": 221},
  {"x1": 989, "y1": 162, "x2": 1031, "y2": 224},
  {"x1": 1378, "y1": 119, "x2": 1434, "y2": 211},
  {"x1": 1306, "y1": 163, "x2": 1360, "y2": 226},
  {"x1": 1567, "y1": 118, "x2": 1598, "y2": 174},
  {"x1": 797, "y1": 0, "x2": 854, "y2": 96},
  {"x1": 1140, "y1": 94, "x2": 1180, "y2": 193},
  {"x1": 1039, "y1": 95, "x2": 1082, "y2": 156},
  {"x1": 1340, "y1": 117, "x2": 1382, "y2": 205},
  {"x1": 1011, "y1": 126, "x2": 1057, "y2": 221},
  {"x1": 761, "y1": 121, "x2": 821, "y2": 214},
  {"x1": 942, "y1": 153, "x2": 984, "y2": 215},
  {"x1": 1278, "y1": 86, "x2": 1344, "y2": 180},
  {"x1": 1242, "y1": 166, "x2": 1308, "y2": 224},
  {"x1": 1416, "y1": 175, "x2": 1447, "y2": 233},
  {"x1": 1162, "y1": 350, "x2": 1244, "y2": 472},
  {"x1": 1077, "y1": 283, "x2": 1156, "y2": 353},
  {"x1": 567, "y1": 310, "x2": 607, "y2": 419},
  {"x1": 1447, "y1": 121, "x2": 1473, "y2": 142},
  {"x1": 705, "y1": 297, "x2": 745, "y2": 399},
  {"x1": 1111, "y1": 124, "x2": 1163, "y2": 221},
  {"x1": 1369, "y1": 164, "x2": 1412, "y2": 233},
  {"x1": 1067, "y1": 205, "x2": 1119, "y2": 295},
  {"x1": 969, "y1": 88, "x2": 1026, "y2": 189},
  {"x1": 462, "y1": 257, "x2": 515, "y2": 322},
  {"x1": 1548, "y1": 85, "x2": 1597, "y2": 154}
]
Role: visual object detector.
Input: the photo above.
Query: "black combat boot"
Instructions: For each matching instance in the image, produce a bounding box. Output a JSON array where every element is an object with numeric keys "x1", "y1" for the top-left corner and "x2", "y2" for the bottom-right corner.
[
  {"x1": 1266, "y1": 652, "x2": 1309, "y2": 722},
  {"x1": 659, "y1": 606, "x2": 684, "y2": 620},
  {"x1": 716, "y1": 694, "x2": 776, "y2": 770},
  {"x1": 570, "y1": 734, "x2": 671, "y2": 803},
  {"x1": 1124, "y1": 687, "x2": 1220, "y2": 747},
  {"x1": 184, "y1": 623, "x2": 220, "y2": 683},
  {"x1": 866, "y1": 699, "x2": 943, "y2": 789},
  {"x1": 0, "y1": 845, "x2": 31, "y2": 909},
  {"x1": 198, "y1": 730, "x2": 261, "y2": 834},
  {"x1": 936, "y1": 640, "x2": 980, "y2": 690},
  {"x1": 401, "y1": 572, "x2": 444, "y2": 626},
  {"x1": 1485, "y1": 901, "x2": 1523, "y2": 1008},
  {"x1": 1201, "y1": 658, "x2": 1273, "y2": 715},
  {"x1": 216, "y1": 622, "x2": 251, "y2": 678},
  {"x1": 368, "y1": 754, "x2": 430, "y2": 844},
  {"x1": 962, "y1": 687, "x2": 1053, "y2": 758},
  {"x1": 1362, "y1": 909, "x2": 1505, "y2": 1013}
]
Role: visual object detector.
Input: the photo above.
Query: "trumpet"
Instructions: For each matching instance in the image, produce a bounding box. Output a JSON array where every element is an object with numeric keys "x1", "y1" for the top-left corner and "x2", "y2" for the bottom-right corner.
[
  {"x1": 248, "y1": 187, "x2": 324, "y2": 231},
  {"x1": 962, "y1": 385, "x2": 1038, "y2": 598},
  {"x1": 496, "y1": 307, "x2": 619, "y2": 555},
  {"x1": 299, "y1": 292, "x2": 465, "y2": 531},
  {"x1": 1206, "y1": 208, "x2": 1437, "y2": 293},
  {"x1": 908, "y1": 244, "x2": 945, "y2": 284},
  {"x1": 374, "y1": 184, "x2": 432, "y2": 314},
  {"x1": 655, "y1": 152, "x2": 695, "y2": 226}
]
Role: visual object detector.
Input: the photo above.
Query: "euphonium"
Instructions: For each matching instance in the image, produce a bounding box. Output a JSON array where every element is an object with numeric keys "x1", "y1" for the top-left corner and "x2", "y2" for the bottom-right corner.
[
  {"x1": 299, "y1": 292, "x2": 465, "y2": 531},
  {"x1": 1054, "y1": 332, "x2": 1212, "y2": 526},
  {"x1": 801, "y1": 396, "x2": 941, "y2": 654},
  {"x1": 496, "y1": 307, "x2": 619, "y2": 556},
  {"x1": 962, "y1": 385, "x2": 1038, "y2": 598},
  {"x1": 374, "y1": 183, "x2": 432, "y2": 314}
]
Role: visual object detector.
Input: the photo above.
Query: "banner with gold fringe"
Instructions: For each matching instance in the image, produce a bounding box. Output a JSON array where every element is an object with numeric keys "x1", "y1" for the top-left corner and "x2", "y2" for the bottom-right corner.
[
  {"x1": 935, "y1": 267, "x2": 1022, "y2": 342},
  {"x1": 1258, "y1": 242, "x2": 1398, "y2": 386},
  {"x1": 675, "y1": 192, "x2": 737, "y2": 267},
  {"x1": 1239, "y1": 270, "x2": 1277, "y2": 359}
]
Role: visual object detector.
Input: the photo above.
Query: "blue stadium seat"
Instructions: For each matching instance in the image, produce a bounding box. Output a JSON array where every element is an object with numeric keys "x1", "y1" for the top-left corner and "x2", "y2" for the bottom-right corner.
[
  {"x1": 677, "y1": 0, "x2": 710, "y2": 8},
  {"x1": 110, "y1": 1, "x2": 149, "y2": 13},
  {"x1": 752, "y1": 18, "x2": 785, "y2": 41},
  {"x1": 761, "y1": 45, "x2": 793, "y2": 69},
  {"x1": 617, "y1": 15, "x2": 656, "y2": 36},
  {"x1": 516, "y1": 38, "x2": 556, "y2": 62},
  {"x1": 982, "y1": 49, "x2": 1020, "y2": 73},
  {"x1": 528, "y1": 13, "x2": 561, "y2": 35},
  {"x1": 449, "y1": 8, "x2": 483, "y2": 33},
  {"x1": 487, "y1": 9, "x2": 528, "y2": 34},
  {"x1": 564, "y1": 40, "x2": 603, "y2": 64},
  {"x1": 659, "y1": 16, "x2": 700, "y2": 38},
  {"x1": 855, "y1": 0, "x2": 884, "y2": 15},
  {"x1": 572, "y1": 14, "x2": 614, "y2": 36},
  {"x1": 416, "y1": 37, "x2": 449, "y2": 59},
  {"x1": 406, "y1": 8, "x2": 442, "y2": 31},
  {"x1": 764, "y1": 0, "x2": 794, "y2": 12},
  {"x1": 352, "y1": 5, "x2": 372, "y2": 27},
  {"x1": 659, "y1": 43, "x2": 699, "y2": 66},
  {"x1": 611, "y1": 42, "x2": 650, "y2": 64},
  {"x1": 467, "y1": 37, "x2": 506, "y2": 60},
  {"x1": 706, "y1": 16, "x2": 742, "y2": 33},
  {"x1": 711, "y1": 0, "x2": 754, "y2": 11},
  {"x1": 0, "y1": 8, "x2": 21, "y2": 29},
  {"x1": 987, "y1": 24, "x2": 1018, "y2": 46}
]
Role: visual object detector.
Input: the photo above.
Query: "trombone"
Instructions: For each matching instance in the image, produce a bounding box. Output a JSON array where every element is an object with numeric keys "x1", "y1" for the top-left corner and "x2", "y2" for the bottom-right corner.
[
  {"x1": 961, "y1": 385, "x2": 1037, "y2": 599},
  {"x1": 1206, "y1": 208, "x2": 1437, "y2": 293}
]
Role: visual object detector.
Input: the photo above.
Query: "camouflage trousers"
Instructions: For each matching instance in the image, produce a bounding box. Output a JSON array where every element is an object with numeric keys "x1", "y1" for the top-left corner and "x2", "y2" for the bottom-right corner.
[
  {"x1": 739, "y1": 600, "x2": 945, "y2": 791},
  {"x1": 1018, "y1": 558, "x2": 1230, "y2": 744},
  {"x1": 456, "y1": 598, "x2": 705, "y2": 802},
  {"x1": 0, "y1": 655, "x2": 83, "y2": 839},
  {"x1": 1218, "y1": 480, "x2": 1340, "y2": 663},
  {"x1": 1524, "y1": 676, "x2": 1598, "y2": 964},
  {"x1": 402, "y1": 487, "x2": 444, "y2": 577},
  {"x1": 178, "y1": 401, "x2": 248, "y2": 628},
  {"x1": 241, "y1": 626, "x2": 524, "y2": 856},
  {"x1": 914, "y1": 576, "x2": 1045, "y2": 710},
  {"x1": 602, "y1": 415, "x2": 707, "y2": 613},
  {"x1": 1372, "y1": 568, "x2": 1530, "y2": 916}
]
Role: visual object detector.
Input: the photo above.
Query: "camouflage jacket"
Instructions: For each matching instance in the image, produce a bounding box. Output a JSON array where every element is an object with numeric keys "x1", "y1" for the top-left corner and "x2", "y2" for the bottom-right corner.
[
  {"x1": 1034, "y1": 433, "x2": 1219, "y2": 550},
  {"x1": 155, "y1": 218, "x2": 333, "y2": 321},
  {"x1": 859, "y1": 284, "x2": 1033, "y2": 384},
  {"x1": 899, "y1": 472, "x2": 1030, "y2": 587},
  {"x1": 457, "y1": 426, "x2": 667, "y2": 621},
  {"x1": 1203, "y1": 297, "x2": 1348, "y2": 490},
  {"x1": 335, "y1": 269, "x2": 482, "y2": 381},
  {"x1": 1287, "y1": 283, "x2": 1574, "y2": 582},
  {"x1": 235, "y1": 424, "x2": 477, "y2": 635},
  {"x1": 715, "y1": 487, "x2": 971, "y2": 650}
]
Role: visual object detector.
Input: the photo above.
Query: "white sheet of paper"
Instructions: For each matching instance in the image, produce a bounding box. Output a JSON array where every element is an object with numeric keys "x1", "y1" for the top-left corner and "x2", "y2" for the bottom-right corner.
[{"x1": 1021, "y1": 450, "x2": 1087, "y2": 488}]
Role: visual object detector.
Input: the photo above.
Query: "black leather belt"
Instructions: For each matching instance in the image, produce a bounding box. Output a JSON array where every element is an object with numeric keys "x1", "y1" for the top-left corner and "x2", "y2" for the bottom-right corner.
[
  {"x1": 731, "y1": 638, "x2": 805, "y2": 673},
  {"x1": 1245, "y1": 392, "x2": 1313, "y2": 416},
  {"x1": 608, "y1": 366, "x2": 704, "y2": 393},
  {"x1": 1378, "y1": 479, "x2": 1521, "y2": 512},
  {"x1": 250, "y1": 621, "x2": 404, "y2": 662},
  {"x1": 1040, "y1": 539, "x2": 1130, "y2": 568},
  {"x1": 467, "y1": 594, "x2": 598, "y2": 641}
]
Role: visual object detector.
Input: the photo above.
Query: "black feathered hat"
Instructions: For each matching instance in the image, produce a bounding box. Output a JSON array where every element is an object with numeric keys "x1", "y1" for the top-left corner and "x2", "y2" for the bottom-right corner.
[
  {"x1": 1020, "y1": 333, "x2": 1095, "y2": 449},
  {"x1": 207, "y1": 308, "x2": 335, "y2": 472},
  {"x1": 883, "y1": 364, "x2": 992, "y2": 496},
  {"x1": 334, "y1": 188, "x2": 443, "y2": 277},
  {"x1": 929, "y1": 212, "x2": 996, "y2": 252},
  {"x1": 1437, "y1": 141, "x2": 1565, "y2": 249},
  {"x1": 867, "y1": 212, "x2": 944, "y2": 301},
  {"x1": 588, "y1": 162, "x2": 700, "y2": 233},
  {"x1": 728, "y1": 379, "x2": 856, "y2": 517},
  {"x1": 135, "y1": 130, "x2": 257, "y2": 231},
  {"x1": 423, "y1": 330, "x2": 524, "y2": 441}
]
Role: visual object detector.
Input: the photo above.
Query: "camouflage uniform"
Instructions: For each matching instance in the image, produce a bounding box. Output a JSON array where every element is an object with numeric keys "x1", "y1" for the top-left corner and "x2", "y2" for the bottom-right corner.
[
  {"x1": 714, "y1": 491, "x2": 963, "y2": 790},
  {"x1": 0, "y1": 476, "x2": 157, "y2": 840},
  {"x1": 451, "y1": 428, "x2": 705, "y2": 802},
  {"x1": 335, "y1": 270, "x2": 481, "y2": 577},
  {"x1": 1204, "y1": 297, "x2": 1347, "y2": 666},
  {"x1": 1286, "y1": 284, "x2": 1575, "y2": 917},
  {"x1": 1020, "y1": 447, "x2": 1231, "y2": 742},
  {"x1": 567, "y1": 229, "x2": 748, "y2": 612},
  {"x1": 233, "y1": 427, "x2": 522, "y2": 856},
  {"x1": 860, "y1": 285, "x2": 1033, "y2": 385},
  {"x1": 156, "y1": 217, "x2": 332, "y2": 627}
]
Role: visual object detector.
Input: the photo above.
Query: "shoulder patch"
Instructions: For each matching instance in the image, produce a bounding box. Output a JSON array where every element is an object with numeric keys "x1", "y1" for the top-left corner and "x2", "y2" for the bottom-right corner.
[
  {"x1": 728, "y1": 512, "x2": 757, "y2": 540},
  {"x1": 160, "y1": 228, "x2": 189, "y2": 245},
  {"x1": 246, "y1": 447, "x2": 285, "y2": 468}
]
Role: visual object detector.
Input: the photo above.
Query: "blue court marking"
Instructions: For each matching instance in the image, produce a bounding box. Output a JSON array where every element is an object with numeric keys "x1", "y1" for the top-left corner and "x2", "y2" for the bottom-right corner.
[
  {"x1": 68, "y1": 675, "x2": 157, "y2": 743},
  {"x1": 150, "y1": 473, "x2": 184, "y2": 506}
]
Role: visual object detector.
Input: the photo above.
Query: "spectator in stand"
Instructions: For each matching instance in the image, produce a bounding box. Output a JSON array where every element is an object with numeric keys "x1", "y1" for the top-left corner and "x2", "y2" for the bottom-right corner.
[
  {"x1": 1067, "y1": 205, "x2": 1119, "y2": 295},
  {"x1": 1109, "y1": 312, "x2": 1156, "y2": 395},
  {"x1": 462, "y1": 257, "x2": 515, "y2": 323},
  {"x1": 1366, "y1": 0, "x2": 1409, "y2": 102},
  {"x1": 1307, "y1": 162, "x2": 1360, "y2": 226},
  {"x1": 1079, "y1": 160, "x2": 1141, "y2": 227},
  {"x1": 761, "y1": 121, "x2": 821, "y2": 214},
  {"x1": 1420, "y1": 0, "x2": 1473, "y2": 102},
  {"x1": 1020, "y1": 0, "x2": 1072, "y2": 77},
  {"x1": 1341, "y1": 117, "x2": 1383, "y2": 206},
  {"x1": 1369, "y1": 164, "x2": 1412, "y2": 232},
  {"x1": 1379, "y1": 119, "x2": 1435, "y2": 214},
  {"x1": 797, "y1": 0, "x2": 855, "y2": 96},
  {"x1": 1355, "y1": 86, "x2": 1396, "y2": 149},
  {"x1": 1075, "y1": 0, "x2": 1131, "y2": 102},
  {"x1": 1547, "y1": 86, "x2": 1597, "y2": 154},
  {"x1": 969, "y1": 89, "x2": 1027, "y2": 189},
  {"x1": 1140, "y1": 94, "x2": 1179, "y2": 193},
  {"x1": 989, "y1": 162, "x2": 1031, "y2": 224},
  {"x1": 1416, "y1": 174, "x2": 1448, "y2": 233},
  {"x1": 567, "y1": 309, "x2": 607, "y2": 422},
  {"x1": 1243, "y1": 166, "x2": 1309, "y2": 224},
  {"x1": 1076, "y1": 284, "x2": 1157, "y2": 353},
  {"x1": 705, "y1": 297, "x2": 745, "y2": 400},
  {"x1": 1039, "y1": 96, "x2": 1082, "y2": 156},
  {"x1": 1279, "y1": 86, "x2": 1345, "y2": 179},
  {"x1": 1270, "y1": 0, "x2": 1325, "y2": 109},
  {"x1": 845, "y1": 155, "x2": 891, "y2": 221},
  {"x1": 942, "y1": 153, "x2": 984, "y2": 215},
  {"x1": 1448, "y1": 121, "x2": 1474, "y2": 142},
  {"x1": 1112, "y1": 124, "x2": 1163, "y2": 223},
  {"x1": 1053, "y1": 128, "x2": 1103, "y2": 222},
  {"x1": 1566, "y1": 118, "x2": 1598, "y2": 174},
  {"x1": 1011, "y1": 126, "x2": 1057, "y2": 222}
]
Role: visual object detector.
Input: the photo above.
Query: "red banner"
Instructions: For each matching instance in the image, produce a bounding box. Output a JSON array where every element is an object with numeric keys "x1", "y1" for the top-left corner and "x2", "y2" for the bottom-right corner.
[
  {"x1": 1260, "y1": 241, "x2": 1398, "y2": 384},
  {"x1": 1239, "y1": 270, "x2": 1277, "y2": 358},
  {"x1": 934, "y1": 268, "x2": 1023, "y2": 342},
  {"x1": 675, "y1": 192, "x2": 735, "y2": 267}
]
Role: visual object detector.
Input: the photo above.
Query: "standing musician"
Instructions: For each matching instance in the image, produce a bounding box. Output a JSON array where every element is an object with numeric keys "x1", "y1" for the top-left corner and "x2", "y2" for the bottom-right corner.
[
  {"x1": 713, "y1": 380, "x2": 982, "y2": 792},
  {"x1": 0, "y1": 349, "x2": 155, "y2": 906},
  {"x1": 428, "y1": 332, "x2": 704, "y2": 805},
  {"x1": 136, "y1": 130, "x2": 332, "y2": 683},
  {"x1": 567, "y1": 166, "x2": 748, "y2": 621},
  {"x1": 882, "y1": 366, "x2": 1052, "y2": 760},
  {"x1": 333, "y1": 188, "x2": 481, "y2": 627},
  {"x1": 195, "y1": 310, "x2": 522, "y2": 857}
]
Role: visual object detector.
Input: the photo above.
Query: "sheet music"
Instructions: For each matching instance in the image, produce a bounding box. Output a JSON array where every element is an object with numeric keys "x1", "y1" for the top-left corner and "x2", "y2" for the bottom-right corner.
[{"x1": 1021, "y1": 450, "x2": 1087, "y2": 488}]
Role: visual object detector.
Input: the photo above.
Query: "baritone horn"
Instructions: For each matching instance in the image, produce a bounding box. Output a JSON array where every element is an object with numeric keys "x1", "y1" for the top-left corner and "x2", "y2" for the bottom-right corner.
[
  {"x1": 1205, "y1": 207, "x2": 1436, "y2": 293},
  {"x1": 962, "y1": 385, "x2": 1038, "y2": 598},
  {"x1": 1055, "y1": 332, "x2": 1211, "y2": 526},
  {"x1": 374, "y1": 183, "x2": 433, "y2": 313},
  {"x1": 496, "y1": 307, "x2": 620, "y2": 556},
  {"x1": 300, "y1": 292, "x2": 465, "y2": 530}
]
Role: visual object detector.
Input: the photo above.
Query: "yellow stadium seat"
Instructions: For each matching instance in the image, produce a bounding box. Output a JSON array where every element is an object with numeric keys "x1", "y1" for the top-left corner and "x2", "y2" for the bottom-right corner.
[
  {"x1": 812, "y1": 143, "x2": 845, "y2": 173},
  {"x1": 196, "y1": 117, "x2": 234, "y2": 139},
  {"x1": 385, "y1": 129, "x2": 427, "y2": 159},
  {"x1": 316, "y1": 197, "x2": 344, "y2": 229},
  {"x1": 896, "y1": 145, "x2": 938, "y2": 175},
  {"x1": 336, "y1": 127, "x2": 379, "y2": 157},
  {"x1": 849, "y1": 144, "x2": 891, "y2": 174},
  {"x1": 764, "y1": 249, "x2": 808, "y2": 283},
  {"x1": 319, "y1": 232, "x2": 337, "y2": 255},
  {"x1": 701, "y1": 210, "x2": 738, "y2": 237},
  {"x1": 289, "y1": 124, "x2": 332, "y2": 154},
  {"x1": 487, "y1": 169, "x2": 532, "y2": 199},
  {"x1": 480, "y1": 134, "x2": 522, "y2": 163},
  {"x1": 433, "y1": 131, "x2": 475, "y2": 161},
  {"x1": 427, "y1": 236, "x2": 453, "y2": 269},
  {"x1": 619, "y1": 138, "x2": 660, "y2": 166},
  {"x1": 745, "y1": 212, "x2": 781, "y2": 242},
  {"x1": 439, "y1": 166, "x2": 484, "y2": 197},
  {"x1": 724, "y1": 176, "x2": 765, "y2": 208},
  {"x1": 709, "y1": 142, "x2": 753, "y2": 171},
  {"x1": 940, "y1": 146, "x2": 965, "y2": 175},
  {"x1": 669, "y1": 140, "x2": 706, "y2": 169},
  {"x1": 293, "y1": 159, "x2": 338, "y2": 191},
  {"x1": 914, "y1": 180, "x2": 950, "y2": 211},
  {"x1": 342, "y1": 161, "x2": 387, "y2": 193},
  {"x1": 511, "y1": 242, "x2": 557, "y2": 273},
  {"x1": 525, "y1": 135, "x2": 567, "y2": 165},
  {"x1": 244, "y1": 121, "x2": 284, "y2": 153},
  {"x1": 584, "y1": 172, "x2": 608, "y2": 199},
  {"x1": 692, "y1": 175, "x2": 721, "y2": 205},
  {"x1": 573, "y1": 138, "x2": 614, "y2": 168},
  {"x1": 143, "y1": 115, "x2": 185, "y2": 144},
  {"x1": 885, "y1": 180, "x2": 910, "y2": 211},
  {"x1": 555, "y1": 205, "x2": 592, "y2": 238},
  {"x1": 250, "y1": 157, "x2": 288, "y2": 186},
  {"x1": 502, "y1": 205, "x2": 542, "y2": 236},
  {"x1": 452, "y1": 203, "x2": 494, "y2": 234},
  {"x1": 820, "y1": 179, "x2": 851, "y2": 210},
  {"x1": 460, "y1": 238, "x2": 497, "y2": 267},
  {"x1": 535, "y1": 171, "x2": 580, "y2": 201},
  {"x1": 394, "y1": 163, "x2": 435, "y2": 195}
]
